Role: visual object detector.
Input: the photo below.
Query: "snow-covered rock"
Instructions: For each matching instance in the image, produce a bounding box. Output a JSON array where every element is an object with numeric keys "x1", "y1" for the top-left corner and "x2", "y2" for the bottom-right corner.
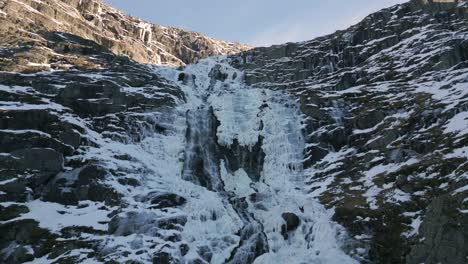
[
  {"x1": 0, "y1": 0, "x2": 250, "y2": 68},
  {"x1": 0, "y1": 0, "x2": 467, "y2": 263}
]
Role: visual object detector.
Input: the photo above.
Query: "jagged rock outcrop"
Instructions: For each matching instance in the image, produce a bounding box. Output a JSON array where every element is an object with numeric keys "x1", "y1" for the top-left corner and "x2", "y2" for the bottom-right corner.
[
  {"x1": 0, "y1": 32, "x2": 190, "y2": 263},
  {"x1": 0, "y1": 0, "x2": 467, "y2": 263},
  {"x1": 0, "y1": 0, "x2": 250, "y2": 69},
  {"x1": 231, "y1": 0, "x2": 468, "y2": 262}
]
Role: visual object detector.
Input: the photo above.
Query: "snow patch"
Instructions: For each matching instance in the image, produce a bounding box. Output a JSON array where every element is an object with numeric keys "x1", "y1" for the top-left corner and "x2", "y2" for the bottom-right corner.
[{"x1": 2, "y1": 200, "x2": 112, "y2": 233}]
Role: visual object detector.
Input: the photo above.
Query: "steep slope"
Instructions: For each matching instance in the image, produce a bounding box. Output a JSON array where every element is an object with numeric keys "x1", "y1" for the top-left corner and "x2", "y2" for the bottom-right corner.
[
  {"x1": 0, "y1": 33, "x2": 356, "y2": 263},
  {"x1": 0, "y1": 0, "x2": 250, "y2": 69},
  {"x1": 0, "y1": 0, "x2": 467, "y2": 264},
  {"x1": 232, "y1": 0, "x2": 468, "y2": 262}
]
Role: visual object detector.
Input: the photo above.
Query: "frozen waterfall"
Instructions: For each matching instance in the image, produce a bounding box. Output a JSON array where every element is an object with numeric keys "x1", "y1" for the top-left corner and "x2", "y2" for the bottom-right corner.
[{"x1": 156, "y1": 57, "x2": 357, "y2": 264}]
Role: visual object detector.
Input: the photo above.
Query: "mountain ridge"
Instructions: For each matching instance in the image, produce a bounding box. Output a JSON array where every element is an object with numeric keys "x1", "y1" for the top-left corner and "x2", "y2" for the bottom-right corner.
[{"x1": 0, "y1": 0, "x2": 250, "y2": 69}]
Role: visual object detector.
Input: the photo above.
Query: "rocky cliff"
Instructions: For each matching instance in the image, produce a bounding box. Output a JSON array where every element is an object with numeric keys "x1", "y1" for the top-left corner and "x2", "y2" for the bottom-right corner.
[
  {"x1": 0, "y1": 0, "x2": 250, "y2": 69},
  {"x1": 233, "y1": 0, "x2": 468, "y2": 262},
  {"x1": 0, "y1": 0, "x2": 467, "y2": 263}
]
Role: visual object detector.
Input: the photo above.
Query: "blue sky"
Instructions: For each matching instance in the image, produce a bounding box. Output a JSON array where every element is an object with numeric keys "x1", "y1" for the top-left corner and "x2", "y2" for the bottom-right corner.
[{"x1": 103, "y1": 0, "x2": 408, "y2": 46}]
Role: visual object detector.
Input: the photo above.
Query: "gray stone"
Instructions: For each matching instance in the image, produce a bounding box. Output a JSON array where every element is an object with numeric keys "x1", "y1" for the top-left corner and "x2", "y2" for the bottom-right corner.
[
  {"x1": 152, "y1": 251, "x2": 179, "y2": 264},
  {"x1": 281, "y1": 212, "x2": 301, "y2": 239},
  {"x1": 11, "y1": 148, "x2": 63, "y2": 173},
  {"x1": 406, "y1": 194, "x2": 467, "y2": 264},
  {"x1": 143, "y1": 192, "x2": 187, "y2": 209}
]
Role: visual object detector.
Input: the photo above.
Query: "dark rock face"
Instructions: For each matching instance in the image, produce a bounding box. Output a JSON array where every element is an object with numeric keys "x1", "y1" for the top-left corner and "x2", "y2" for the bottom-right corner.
[
  {"x1": 225, "y1": 197, "x2": 269, "y2": 264},
  {"x1": 43, "y1": 165, "x2": 121, "y2": 206},
  {"x1": 153, "y1": 251, "x2": 180, "y2": 264},
  {"x1": 108, "y1": 212, "x2": 187, "y2": 236},
  {"x1": 57, "y1": 81, "x2": 127, "y2": 116},
  {"x1": 182, "y1": 106, "x2": 223, "y2": 191},
  {"x1": 281, "y1": 212, "x2": 301, "y2": 239},
  {"x1": 0, "y1": 204, "x2": 29, "y2": 221},
  {"x1": 11, "y1": 148, "x2": 63, "y2": 173},
  {"x1": 0, "y1": 30, "x2": 188, "y2": 263},
  {"x1": 219, "y1": 137, "x2": 265, "y2": 182},
  {"x1": 144, "y1": 192, "x2": 187, "y2": 209},
  {"x1": 407, "y1": 194, "x2": 468, "y2": 264},
  {"x1": 232, "y1": 0, "x2": 468, "y2": 263}
]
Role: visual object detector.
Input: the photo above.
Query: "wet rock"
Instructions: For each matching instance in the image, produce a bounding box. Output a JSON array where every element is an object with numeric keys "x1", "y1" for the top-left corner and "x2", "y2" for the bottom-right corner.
[
  {"x1": 144, "y1": 192, "x2": 187, "y2": 209},
  {"x1": 219, "y1": 137, "x2": 265, "y2": 182},
  {"x1": 182, "y1": 107, "x2": 223, "y2": 190},
  {"x1": 281, "y1": 212, "x2": 301, "y2": 239},
  {"x1": 31, "y1": 80, "x2": 59, "y2": 95},
  {"x1": 0, "y1": 154, "x2": 19, "y2": 173},
  {"x1": 108, "y1": 212, "x2": 187, "y2": 236},
  {"x1": 117, "y1": 177, "x2": 140, "y2": 187},
  {"x1": 321, "y1": 126, "x2": 349, "y2": 151},
  {"x1": 197, "y1": 245, "x2": 213, "y2": 263},
  {"x1": 85, "y1": 182, "x2": 121, "y2": 206},
  {"x1": 179, "y1": 244, "x2": 189, "y2": 256},
  {"x1": 152, "y1": 251, "x2": 179, "y2": 264},
  {"x1": 209, "y1": 64, "x2": 228, "y2": 81},
  {"x1": 226, "y1": 223, "x2": 269, "y2": 264},
  {"x1": 178, "y1": 72, "x2": 186, "y2": 82}
]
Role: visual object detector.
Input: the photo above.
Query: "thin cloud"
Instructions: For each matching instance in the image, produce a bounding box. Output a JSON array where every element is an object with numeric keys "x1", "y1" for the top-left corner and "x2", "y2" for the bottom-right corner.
[
  {"x1": 249, "y1": 22, "x2": 309, "y2": 47},
  {"x1": 248, "y1": 0, "x2": 409, "y2": 47}
]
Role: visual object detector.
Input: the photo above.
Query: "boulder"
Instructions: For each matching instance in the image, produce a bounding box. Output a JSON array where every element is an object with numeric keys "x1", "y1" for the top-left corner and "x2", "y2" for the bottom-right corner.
[
  {"x1": 152, "y1": 251, "x2": 179, "y2": 264},
  {"x1": 143, "y1": 192, "x2": 187, "y2": 209},
  {"x1": 281, "y1": 212, "x2": 301, "y2": 239}
]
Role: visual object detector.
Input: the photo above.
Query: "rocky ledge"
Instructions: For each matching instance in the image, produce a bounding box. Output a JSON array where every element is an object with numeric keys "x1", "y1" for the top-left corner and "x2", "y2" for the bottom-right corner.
[{"x1": 0, "y1": 0, "x2": 251, "y2": 68}]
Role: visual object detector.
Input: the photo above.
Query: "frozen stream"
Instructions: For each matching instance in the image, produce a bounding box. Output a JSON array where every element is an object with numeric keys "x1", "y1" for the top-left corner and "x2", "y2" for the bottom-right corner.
[{"x1": 157, "y1": 57, "x2": 357, "y2": 264}]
